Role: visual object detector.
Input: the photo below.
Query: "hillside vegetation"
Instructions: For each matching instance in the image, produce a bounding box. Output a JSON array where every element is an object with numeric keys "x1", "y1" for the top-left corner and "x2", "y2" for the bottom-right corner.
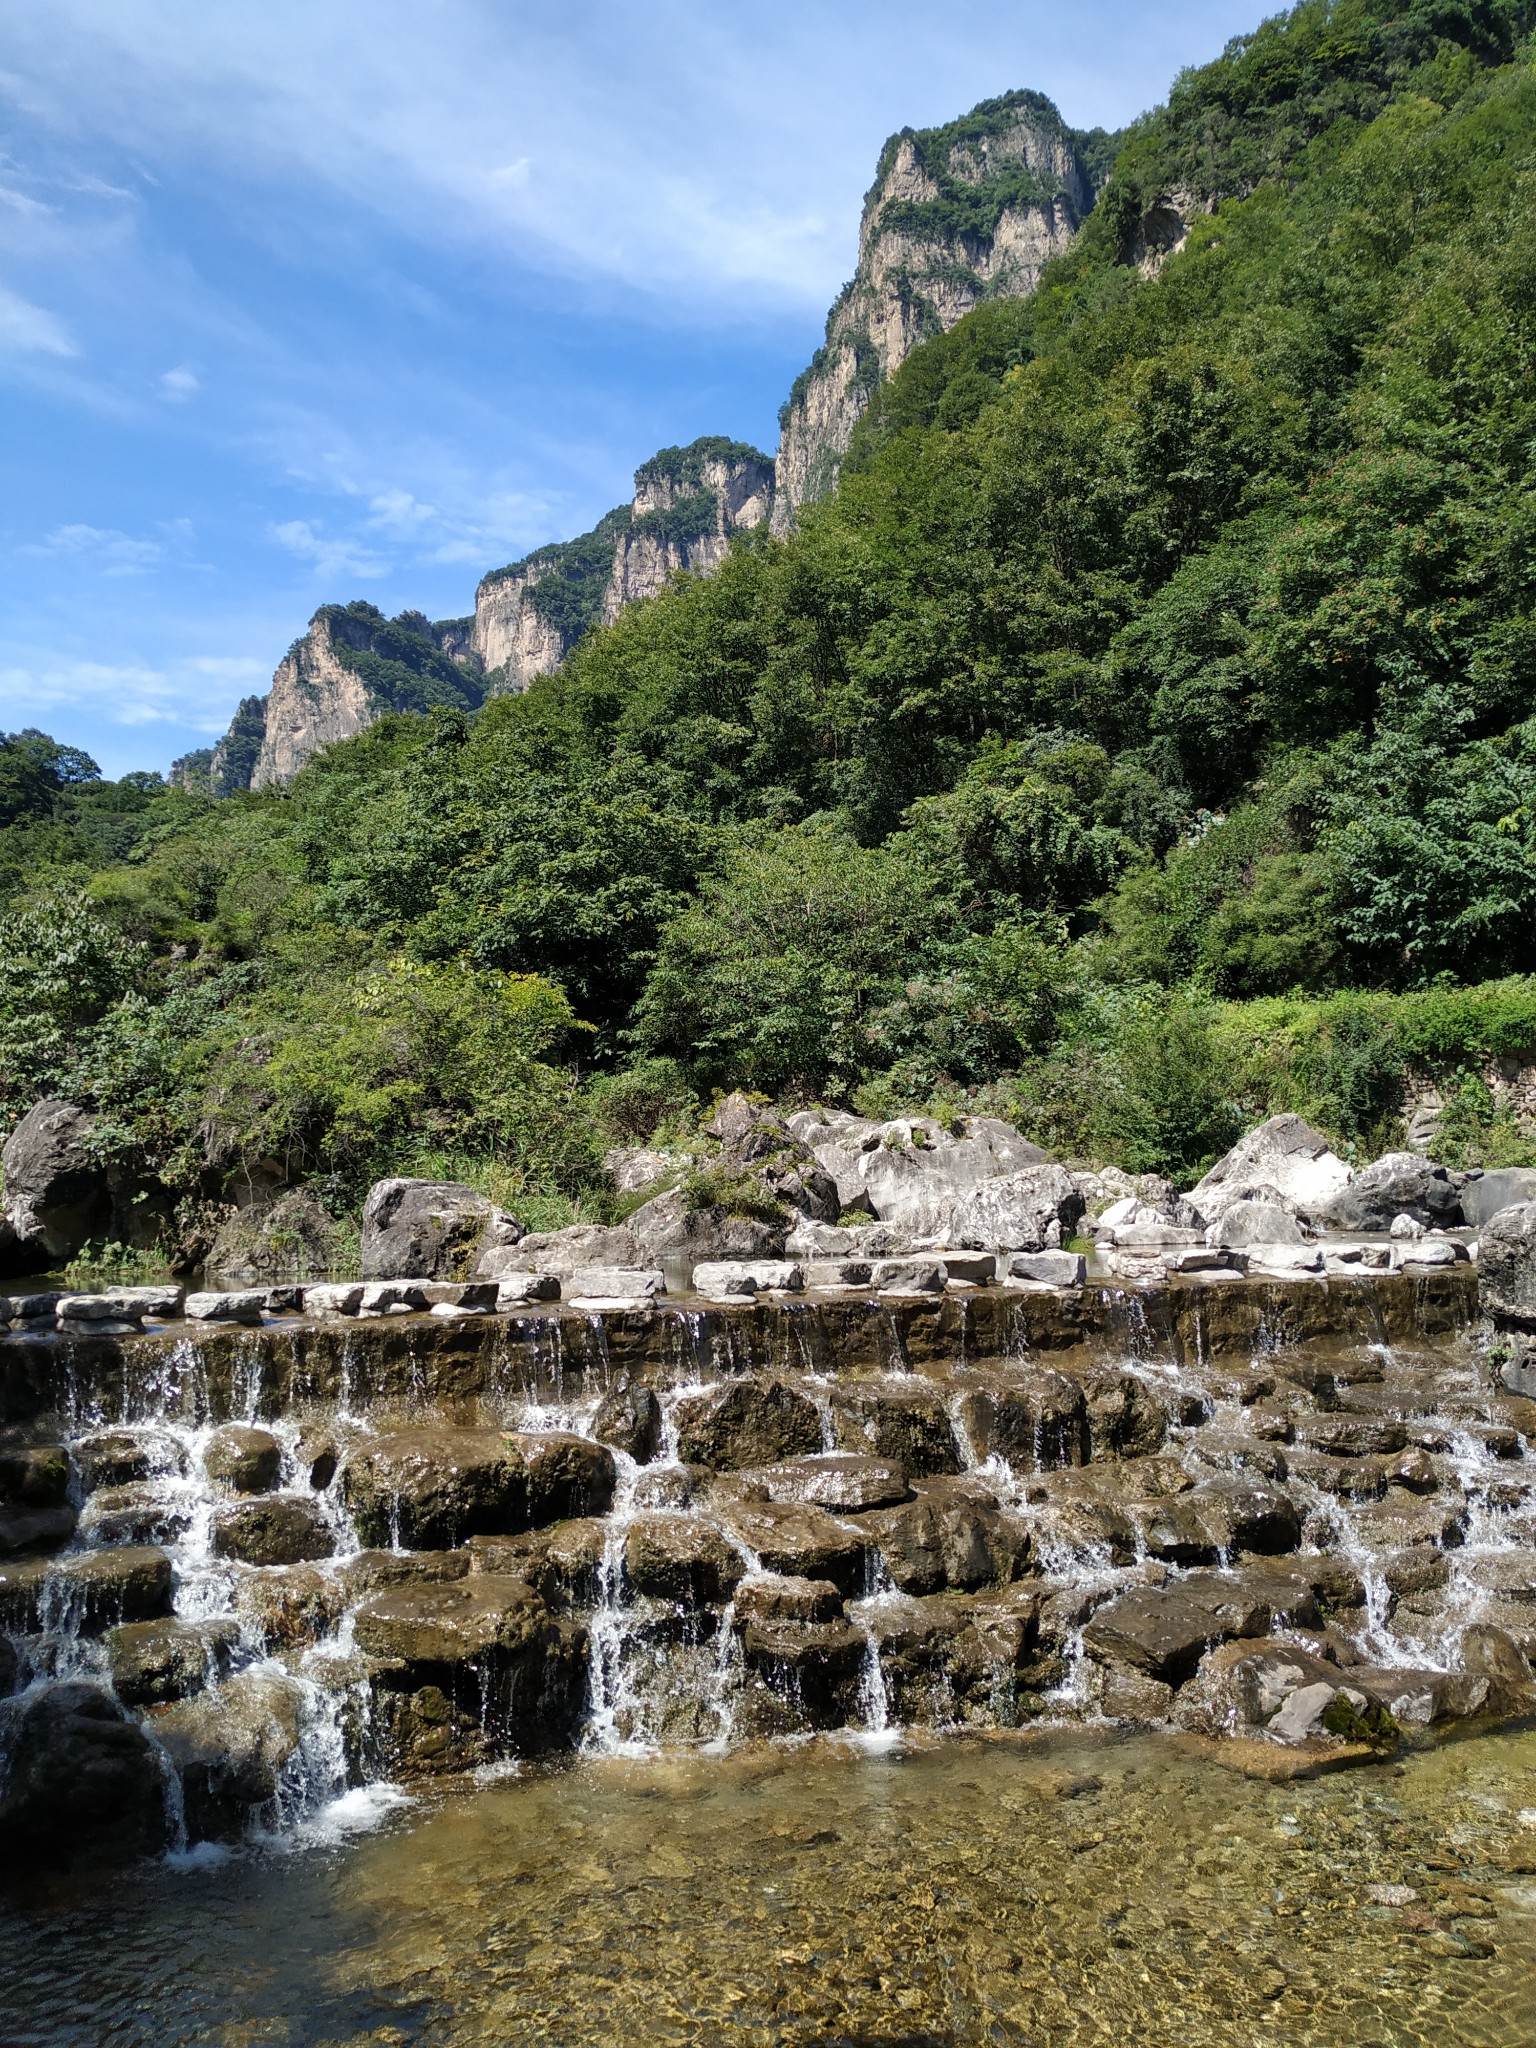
[{"x1": 6, "y1": 0, "x2": 1536, "y2": 1263}]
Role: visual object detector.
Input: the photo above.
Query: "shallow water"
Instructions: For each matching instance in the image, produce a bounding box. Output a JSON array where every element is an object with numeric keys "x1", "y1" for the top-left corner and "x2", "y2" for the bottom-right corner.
[{"x1": 10, "y1": 1725, "x2": 1536, "y2": 2047}]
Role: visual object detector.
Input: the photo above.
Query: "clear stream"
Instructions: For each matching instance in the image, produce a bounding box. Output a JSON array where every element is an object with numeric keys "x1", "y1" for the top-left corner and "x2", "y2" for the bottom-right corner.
[{"x1": 9, "y1": 1722, "x2": 1536, "y2": 2047}]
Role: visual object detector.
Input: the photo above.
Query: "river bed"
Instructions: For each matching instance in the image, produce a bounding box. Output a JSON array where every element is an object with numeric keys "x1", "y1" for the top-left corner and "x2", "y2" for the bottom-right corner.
[{"x1": 9, "y1": 1723, "x2": 1536, "y2": 2046}]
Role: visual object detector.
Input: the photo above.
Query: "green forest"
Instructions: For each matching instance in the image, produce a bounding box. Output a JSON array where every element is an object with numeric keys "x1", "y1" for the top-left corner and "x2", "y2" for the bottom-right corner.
[{"x1": 8, "y1": 0, "x2": 1536, "y2": 1269}]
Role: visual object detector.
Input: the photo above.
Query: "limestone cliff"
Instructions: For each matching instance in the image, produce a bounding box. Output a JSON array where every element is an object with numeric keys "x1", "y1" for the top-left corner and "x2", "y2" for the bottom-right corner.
[
  {"x1": 472, "y1": 438, "x2": 773, "y2": 692},
  {"x1": 772, "y1": 91, "x2": 1111, "y2": 530}
]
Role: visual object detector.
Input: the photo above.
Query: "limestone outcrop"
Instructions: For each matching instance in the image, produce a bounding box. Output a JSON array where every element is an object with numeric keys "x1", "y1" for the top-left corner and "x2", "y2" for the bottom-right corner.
[{"x1": 772, "y1": 91, "x2": 1107, "y2": 529}]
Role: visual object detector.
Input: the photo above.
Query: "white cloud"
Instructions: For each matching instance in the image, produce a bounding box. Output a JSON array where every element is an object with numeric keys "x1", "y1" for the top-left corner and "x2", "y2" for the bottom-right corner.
[
  {"x1": 0, "y1": 283, "x2": 76, "y2": 355},
  {"x1": 159, "y1": 363, "x2": 199, "y2": 399},
  {"x1": 488, "y1": 157, "x2": 530, "y2": 188},
  {"x1": 367, "y1": 487, "x2": 435, "y2": 534},
  {"x1": 268, "y1": 517, "x2": 385, "y2": 579},
  {"x1": 33, "y1": 522, "x2": 163, "y2": 572}
]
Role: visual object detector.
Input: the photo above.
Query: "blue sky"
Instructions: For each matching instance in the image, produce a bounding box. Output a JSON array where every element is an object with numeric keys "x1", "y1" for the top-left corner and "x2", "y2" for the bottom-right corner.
[{"x1": 1, "y1": 0, "x2": 1268, "y2": 777}]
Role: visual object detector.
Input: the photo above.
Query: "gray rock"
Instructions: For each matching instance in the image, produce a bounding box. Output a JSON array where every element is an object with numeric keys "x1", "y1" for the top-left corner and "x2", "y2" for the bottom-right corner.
[
  {"x1": 184, "y1": 1289, "x2": 266, "y2": 1324},
  {"x1": 625, "y1": 1187, "x2": 788, "y2": 1266},
  {"x1": 732, "y1": 1574, "x2": 844, "y2": 1626},
  {"x1": 788, "y1": 1110, "x2": 1044, "y2": 1232},
  {"x1": 691, "y1": 1260, "x2": 804, "y2": 1297},
  {"x1": 1006, "y1": 1250, "x2": 1086, "y2": 1286},
  {"x1": 1210, "y1": 1199, "x2": 1306, "y2": 1247},
  {"x1": 1317, "y1": 1152, "x2": 1461, "y2": 1233},
  {"x1": 736, "y1": 1453, "x2": 911, "y2": 1512},
  {"x1": 714, "y1": 1498, "x2": 869, "y2": 1596},
  {"x1": 873, "y1": 1259, "x2": 946, "y2": 1294},
  {"x1": 206, "y1": 1188, "x2": 340, "y2": 1281},
  {"x1": 828, "y1": 1382, "x2": 961, "y2": 1476},
  {"x1": 1186, "y1": 1114, "x2": 1353, "y2": 1220},
  {"x1": 703, "y1": 1093, "x2": 841, "y2": 1221},
  {"x1": 0, "y1": 1681, "x2": 170, "y2": 1866},
  {"x1": 602, "y1": 1147, "x2": 678, "y2": 1196},
  {"x1": 785, "y1": 1220, "x2": 912, "y2": 1260},
  {"x1": 566, "y1": 1265, "x2": 666, "y2": 1302},
  {"x1": 863, "y1": 1477, "x2": 1031, "y2": 1595},
  {"x1": 945, "y1": 1164, "x2": 1085, "y2": 1253},
  {"x1": 299, "y1": 1282, "x2": 363, "y2": 1317},
  {"x1": 481, "y1": 1223, "x2": 638, "y2": 1277},
  {"x1": 55, "y1": 1285, "x2": 183, "y2": 1323},
  {"x1": 1461, "y1": 1169, "x2": 1536, "y2": 1229},
  {"x1": 495, "y1": 1273, "x2": 561, "y2": 1306},
  {"x1": 362, "y1": 1178, "x2": 520, "y2": 1281},
  {"x1": 1, "y1": 1099, "x2": 110, "y2": 1266},
  {"x1": 1082, "y1": 1571, "x2": 1279, "y2": 1685}
]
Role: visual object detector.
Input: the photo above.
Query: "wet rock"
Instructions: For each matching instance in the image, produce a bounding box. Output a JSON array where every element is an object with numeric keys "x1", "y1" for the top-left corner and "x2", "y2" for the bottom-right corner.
[
  {"x1": 864, "y1": 1477, "x2": 1032, "y2": 1595},
  {"x1": 0, "y1": 1502, "x2": 78, "y2": 1555},
  {"x1": 1082, "y1": 1572, "x2": 1280, "y2": 1686},
  {"x1": 828, "y1": 1382, "x2": 960, "y2": 1475},
  {"x1": 1299, "y1": 1414, "x2": 1411, "y2": 1458},
  {"x1": 78, "y1": 1483, "x2": 192, "y2": 1548},
  {"x1": 204, "y1": 1424, "x2": 283, "y2": 1495},
  {"x1": 591, "y1": 1381, "x2": 663, "y2": 1463},
  {"x1": 0, "y1": 1635, "x2": 20, "y2": 1697},
  {"x1": 362, "y1": 1177, "x2": 520, "y2": 1281},
  {"x1": 210, "y1": 1495, "x2": 335, "y2": 1566},
  {"x1": 52, "y1": 1546, "x2": 174, "y2": 1634},
  {"x1": 713, "y1": 1498, "x2": 870, "y2": 1596},
  {"x1": 737, "y1": 1454, "x2": 911, "y2": 1513},
  {"x1": 1131, "y1": 1479, "x2": 1301, "y2": 1564},
  {"x1": 235, "y1": 1564, "x2": 345, "y2": 1649},
  {"x1": 155, "y1": 1671, "x2": 306, "y2": 1841},
  {"x1": 468, "y1": 1520, "x2": 607, "y2": 1610},
  {"x1": 1082, "y1": 1367, "x2": 1169, "y2": 1459},
  {"x1": 623, "y1": 1514, "x2": 744, "y2": 1604},
  {"x1": 871, "y1": 1585, "x2": 1048, "y2": 1726},
  {"x1": 1173, "y1": 1638, "x2": 1342, "y2": 1736},
  {"x1": 739, "y1": 1619, "x2": 867, "y2": 1727},
  {"x1": 355, "y1": 1572, "x2": 551, "y2": 1665},
  {"x1": 1, "y1": 1099, "x2": 110, "y2": 1267},
  {"x1": 74, "y1": 1428, "x2": 187, "y2": 1493},
  {"x1": 107, "y1": 1617, "x2": 238, "y2": 1705},
  {"x1": 1318, "y1": 1153, "x2": 1462, "y2": 1233},
  {"x1": 1345, "y1": 1665, "x2": 1490, "y2": 1727},
  {"x1": 1389, "y1": 1447, "x2": 1439, "y2": 1493},
  {"x1": 732, "y1": 1574, "x2": 844, "y2": 1625},
  {"x1": 672, "y1": 1379, "x2": 823, "y2": 1470},
  {"x1": 954, "y1": 1368, "x2": 1089, "y2": 1471},
  {"x1": 692, "y1": 1260, "x2": 804, "y2": 1298},
  {"x1": 0, "y1": 1681, "x2": 169, "y2": 1866},
  {"x1": 0, "y1": 1442, "x2": 70, "y2": 1508},
  {"x1": 1097, "y1": 1668, "x2": 1177, "y2": 1721},
  {"x1": 343, "y1": 1427, "x2": 613, "y2": 1548},
  {"x1": 338, "y1": 1548, "x2": 470, "y2": 1597},
  {"x1": 1351, "y1": 1496, "x2": 1467, "y2": 1550},
  {"x1": 1459, "y1": 1624, "x2": 1536, "y2": 1712}
]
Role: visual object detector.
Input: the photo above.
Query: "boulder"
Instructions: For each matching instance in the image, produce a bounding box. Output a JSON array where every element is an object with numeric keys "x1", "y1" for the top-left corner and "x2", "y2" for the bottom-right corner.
[
  {"x1": 1186, "y1": 1114, "x2": 1352, "y2": 1222},
  {"x1": 732, "y1": 1574, "x2": 844, "y2": 1625},
  {"x1": 867, "y1": 1586, "x2": 1047, "y2": 1726},
  {"x1": 622, "y1": 1514, "x2": 745, "y2": 1604},
  {"x1": 1479, "y1": 1201, "x2": 1536, "y2": 1326},
  {"x1": 713, "y1": 1498, "x2": 869, "y2": 1595},
  {"x1": 234, "y1": 1564, "x2": 345, "y2": 1650},
  {"x1": 566, "y1": 1266, "x2": 665, "y2": 1302},
  {"x1": 624, "y1": 1188, "x2": 788, "y2": 1266},
  {"x1": 338, "y1": 1547, "x2": 471, "y2": 1598},
  {"x1": 954, "y1": 1368, "x2": 1089, "y2": 1471},
  {"x1": 184, "y1": 1289, "x2": 265, "y2": 1324},
  {"x1": 1316, "y1": 1153, "x2": 1462, "y2": 1233},
  {"x1": 863, "y1": 1477, "x2": 1032, "y2": 1595},
  {"x1": 736, "y1": 1454, "x2": 911, "y2": 1512},
  {"x1": 591, "y1": 1380, "x2": 663, "y2": 1463},
  {"x1": 785, "y1": 1220, "x2": 913, "y2": 1261},
  {"x1": 353, "y1": 1572, "x2": 554, "y2": 1667},
  {"x1": 1209, "y1": 1199, "x2": 1306, "y2": 1247},
  {"x1": 73, "y1": 1427, "x2": 186, "y2": 1492},
  {"x1": 0, "y1": 1681, "x2": 169, "y2": 1866},
  {"x1": 872, "y1": 1259, "x2": 945, "y2": 1294},
  {"x1": 55, "y1": 1285, "x2": 183, "y2": 1325},
  {"x1": 1, "y1": 1099, "x2": 111, "y2": 1266},
  {"x1": 468, "y1": 1520, "x2": 607, "y2": 1610},
  {"x1": 206, "y1": 1189, "x2": 341, "y2": 1281},
  {"x1": 362, "y1": 1178, "x2": 520, "y2": 1281},
  {"x1": 603, "y1": 1147, "x2": 678, "y2": 1196},
  {"x1": 0, "y1": 1504, "x2": 77, "y2": 1555},
  {"x1": 204, "y1": 1424, "x2": 283, "y2": 1494},
  {"x1": 1173, "y1": 1637, "x2": 1341, "y2": 1737},
  {"x1": 154, "y1": 1671, "x2": 305, "y2": 1841},
  {"x1": 788, "y1": 1110, "x2": 1044, "y2": 1232},
  {"x1": 481, "y1": 1223, "x2": 638, "y2": 1278},
  {"x1": 107, "y1": 1617, "x2": 238, "y2": 1705},
  {"x1": 1081, "y1": 1571, "x2": 1280, "y2": 1686},
  {"x1": 517, "y1": 1432, "x2": 617, "y2": 1525},
  {"x1": 1461, "y1": 1169, "x2": 1536, "y2": 1229},
  {"x1": 945, "y1": 1166, "x2": 1086, "y2": 1253},
  {"x1": 1081, "y1": 1368, "x2": 1170, "y2": 1459},
  {"x1": 703, "y1": 1094, "x2": 841, "y2": 1221},
  {"x1": 210, "y1": 1496, "x2": 335, "y2": 1566},
  {"x1": 828, "y1": 1382, "x2": 961, "y2": 1476},
  {"x1": 671, "y1": 1379, "x2": 823, "y2": 1471}
]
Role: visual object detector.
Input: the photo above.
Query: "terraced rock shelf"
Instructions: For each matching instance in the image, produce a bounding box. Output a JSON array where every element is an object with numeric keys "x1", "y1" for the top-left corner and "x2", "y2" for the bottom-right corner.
[{"x1": 6, "y1": 1262, "x2": 1535, "y2": 1864}]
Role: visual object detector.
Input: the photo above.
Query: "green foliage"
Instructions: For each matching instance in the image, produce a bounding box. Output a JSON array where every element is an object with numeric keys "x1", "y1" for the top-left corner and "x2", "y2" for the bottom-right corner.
[
  {"x1": 630, "y1": 489, "x2": 719, "y2": 550},
  {"x1": 482, "y1": 507, "x2": 635, "y2": 648},
  {"x1": 321, "y1": 603, "x2": 485, "y2": 718},
  {"x1": 634, "y1": 439, "x2": 770, "y2": 491},
  {"x1": 676, "y1": 1163, "x2": 787, "y2": 1223},
  {"x1": 0, "y1": 890, "x2": 146, "y2": 1126},
  {"x1": 586, "y1": 1058, "x2": 699, "y2": 1145},
  {"x1": 212, "y1": 696, "x2": 268, "y2": 793}
]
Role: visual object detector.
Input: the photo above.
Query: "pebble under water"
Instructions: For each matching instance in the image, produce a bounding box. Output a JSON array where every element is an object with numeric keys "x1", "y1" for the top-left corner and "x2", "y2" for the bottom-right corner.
[{"x1": 9, "y1": 1723, "x2": 1536, "y2": 2047}]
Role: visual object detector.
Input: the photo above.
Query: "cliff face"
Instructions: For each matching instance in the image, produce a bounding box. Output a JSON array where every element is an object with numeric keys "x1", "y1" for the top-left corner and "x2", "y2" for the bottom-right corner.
[
  {"x1": 772, "y1": 91, "x2": 1108, "y2": 530},
  {"x1": 472, "y1": 439, "x2": 773, "y2": 691},
  {"x1": 251, "y1": 613, "x2": 375, "y2": 790}
]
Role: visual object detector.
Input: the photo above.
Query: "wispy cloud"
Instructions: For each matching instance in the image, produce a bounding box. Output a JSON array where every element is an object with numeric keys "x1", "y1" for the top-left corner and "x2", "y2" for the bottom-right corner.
[
  {"x1": 268, "y1": 517, "x2": 386, "y2": 579},
  {"x1": 159, "y1": 363, "x2": 199, "y2": 399},
  {"x1": 0, "y1": 283, "x2": 76, "y2": 355},
  {"x1": 32, "y1": 522, "x2": 162, "y2": 572}
]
